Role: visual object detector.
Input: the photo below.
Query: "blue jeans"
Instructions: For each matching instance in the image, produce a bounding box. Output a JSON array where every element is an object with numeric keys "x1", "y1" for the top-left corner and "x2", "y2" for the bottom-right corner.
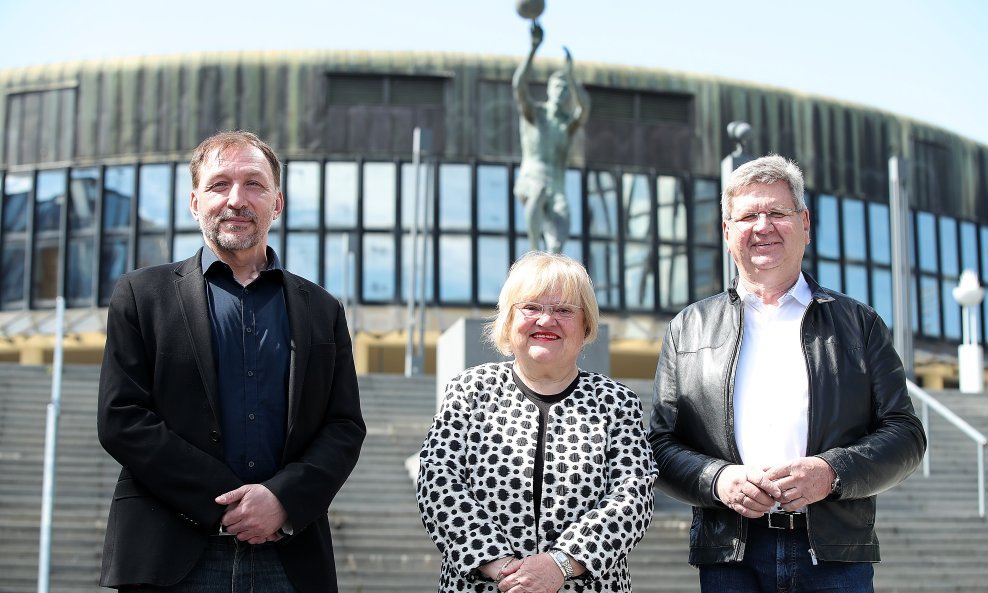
[
  {"x1": 123, "y1": 537, "x2": 297, "y2": 593},
  {"x1": 699, "y1": 522, "x2": 874, "y2": 593}
]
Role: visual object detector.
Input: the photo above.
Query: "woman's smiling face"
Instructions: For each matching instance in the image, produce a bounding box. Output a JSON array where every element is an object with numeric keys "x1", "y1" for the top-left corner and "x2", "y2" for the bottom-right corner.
[{"x1": 509, "y1": 291, "x2": 586, "y2": 374}]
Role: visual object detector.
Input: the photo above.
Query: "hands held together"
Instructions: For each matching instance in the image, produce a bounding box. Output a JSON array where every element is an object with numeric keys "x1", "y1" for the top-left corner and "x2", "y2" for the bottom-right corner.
[
  {"x1": 215, "y1": 483, "x2": 288, "y2": 544},
  {"x1": 481, "y1": 552, "x2": 585, "y2": 593},
  {"x1": 716, "y1": 456, "x2": 837, "y2": 517}
]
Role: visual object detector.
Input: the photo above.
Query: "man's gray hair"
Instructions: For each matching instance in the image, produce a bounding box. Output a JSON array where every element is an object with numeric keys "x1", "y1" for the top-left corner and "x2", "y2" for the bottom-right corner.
[{"x1": 721, "y1": 154, "x2": 806, "y2": 220}]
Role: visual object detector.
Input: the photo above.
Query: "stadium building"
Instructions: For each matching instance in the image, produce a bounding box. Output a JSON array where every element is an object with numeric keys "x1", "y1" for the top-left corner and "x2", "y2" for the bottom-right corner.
[{"x1": 1, "y1": 50, "x2": 986, "y2": 378}]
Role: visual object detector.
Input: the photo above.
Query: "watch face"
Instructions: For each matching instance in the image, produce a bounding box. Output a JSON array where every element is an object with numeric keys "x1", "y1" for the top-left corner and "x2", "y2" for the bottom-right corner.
[{"x1": 552, "y1": 551, "x2": 573, "y2": 578}]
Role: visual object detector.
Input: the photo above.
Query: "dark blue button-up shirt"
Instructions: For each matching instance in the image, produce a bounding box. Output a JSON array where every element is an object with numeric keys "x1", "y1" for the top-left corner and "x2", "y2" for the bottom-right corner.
[{"x1": 202, "y1": 246, "x2": 290, "y2": 484}]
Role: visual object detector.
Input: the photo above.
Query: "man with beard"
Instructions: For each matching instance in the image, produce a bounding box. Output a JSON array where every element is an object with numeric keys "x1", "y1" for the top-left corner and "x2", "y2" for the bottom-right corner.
[{"x1": 97, "y1": 131, "x2": 365, "y2": 593}]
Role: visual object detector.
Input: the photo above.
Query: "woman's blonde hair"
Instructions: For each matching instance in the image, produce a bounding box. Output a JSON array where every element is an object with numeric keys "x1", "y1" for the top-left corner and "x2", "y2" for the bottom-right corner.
[{"x1": 486, "y1": 251, "x2": 599, "y2": 355}]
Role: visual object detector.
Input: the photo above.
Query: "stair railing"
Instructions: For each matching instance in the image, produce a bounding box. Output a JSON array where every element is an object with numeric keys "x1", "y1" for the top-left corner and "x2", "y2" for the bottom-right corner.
[{"x1": 906, "y1": 379, "x2": 987, "y2": 518}]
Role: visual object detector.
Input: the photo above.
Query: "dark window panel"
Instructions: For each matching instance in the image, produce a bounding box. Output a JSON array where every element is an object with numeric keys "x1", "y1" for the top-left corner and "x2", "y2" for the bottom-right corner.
[
  {"x1": 658, "y1": 243, "x2": 689, "y2": 310},
  {"x1": 66, "y1": 237, "x2": 94, "y2": 302},
  {"x1": 869, "y1": 203, "x2": 891, "y2": 265},
  {"x1": 919, "y1": 275, "x2": 941, "y2": 337},
  {"x1": 588, "y1": 240, "x2": 619, "y2": 309},
  {"x1": 286, "y1": 232, "x2": 319, "y2": 282},
  {"x1": 842, "y1": 198, "x2": 866, "y2": 261},
  {"x1": 390, "y1": 77, "x2": 445, "y2": 106},
  {"x1": 586, "y1": 88, "x2": 635, "y2": 120},
  {"x1": 3, "y1": 173, "x2": 31, "y2": 232},
  {"x1": 692, "y1": 178, "x2": 721, "y2": 246},
  {"x1": 35, "y1": 170, "x2": 66, "y2": 233},
  {"x1": 100, "y1": 236, "x2": 130, "y2": 302},
  {"x1": 941, "y1": 279, "x2": 961, "y2": 341},
  {"x1": 625, "y1": 242, "x2": 654, "y2": 310},
  {"x1": 1, "y1": 243, "x2": 26, "y2": 308},
  {"x1": 401, "y1": 233, "x2": 433, "y2": 303},
  {"x1": 135, "y1": 165, "x2": 168, "y2": 231},
  {"x1": 327, "y1": 75, "x2": 385, "y2": 105},
  {"x1": 587, "y1": 170, "x2": 618, "y2": 238},
  {"x1": 816, "y1": 194, "x2": 840, "y2": 260},
  {"x1": 692, "y1": 246, "x2": 721, "y2": 301},
  {"x1": 477, "y1": 236, "x2": 509, "y2": 304},
  {"x1": 916, "y1": 212, "x2": 937, "y2": 273},
  {"x1": 438, "y1": 235, "x2": 471, "y2": 303},
  {"x1": 69, "y1": 168, "x2": 99, "y2": 231},
  {"x1": 135, "y1": 232, "x2": 168, "y2": 269},
  {"x1": 938, "y1": 216, "x2": 959, "y2": 277},
  {"x1": 32, "y1": 237, "x2": 60, "y2": 304},
  {"x1": 325, "y1": 162, "x2": 358, "y2": 228},
  {"x1": 103, "y1": 166, "x2": 135, "y2": 230},
  {"x1": 639, "y1": 94, "x2": 690, "y2": 124}
]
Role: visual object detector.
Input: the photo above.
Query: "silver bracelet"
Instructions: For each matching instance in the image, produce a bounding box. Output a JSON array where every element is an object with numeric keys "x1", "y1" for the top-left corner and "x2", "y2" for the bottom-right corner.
[{"x1": 494, "y1": 557, "x2": 514, "y2": 583}]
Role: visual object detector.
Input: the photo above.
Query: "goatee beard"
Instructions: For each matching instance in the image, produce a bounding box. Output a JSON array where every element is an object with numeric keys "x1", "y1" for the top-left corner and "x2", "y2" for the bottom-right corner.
[{"x1": 203, "y1": 207, "x2": 265, "y2": 251}]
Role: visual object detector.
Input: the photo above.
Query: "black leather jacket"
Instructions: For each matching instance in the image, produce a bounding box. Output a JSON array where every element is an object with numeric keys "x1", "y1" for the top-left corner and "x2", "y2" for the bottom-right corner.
[{"x1": 648, "y1": 274, "x2": 926, "y2": 564}]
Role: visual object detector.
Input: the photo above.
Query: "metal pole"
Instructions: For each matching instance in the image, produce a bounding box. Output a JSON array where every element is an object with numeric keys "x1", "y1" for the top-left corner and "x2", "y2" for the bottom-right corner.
[
  {"x1": 341, "y1": 233, "x2": 354, "y2": 343},
  {"x1": 720, "y1": 122, "x2": 752, "y2": 292},
  {"x1": 889, "y1": 156, "x2": 914, "y2": 379},
  {"x1": 921, "y1": 402, "x2": 931, "y2": 477},
  {"x1": 978, "y1": 444, "x2": 985, "y2": 518},
  {"x1": 405, "y1": 128, "x2": 424, "y2": 376},
  {"x1": 721, "y1": 157, "x2": 737, "y2": 292},
  {"x1": 38, "y1": 297, "x2": 65, "y2": 593},
  {"x1": 417, "y1": 157, "x2": 433, "y2": 367}
]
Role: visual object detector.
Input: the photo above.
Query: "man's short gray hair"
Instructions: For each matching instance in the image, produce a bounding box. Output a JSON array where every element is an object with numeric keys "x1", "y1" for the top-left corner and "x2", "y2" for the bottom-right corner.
[{"x1": 721, "y1": 154, "x2": 806, "y2": 220}]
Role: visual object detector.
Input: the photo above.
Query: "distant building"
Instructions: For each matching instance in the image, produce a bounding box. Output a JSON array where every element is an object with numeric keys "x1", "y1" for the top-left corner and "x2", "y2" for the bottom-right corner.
[{"x1": 1, "y1": 50, "x2": 986, "y2": 375}]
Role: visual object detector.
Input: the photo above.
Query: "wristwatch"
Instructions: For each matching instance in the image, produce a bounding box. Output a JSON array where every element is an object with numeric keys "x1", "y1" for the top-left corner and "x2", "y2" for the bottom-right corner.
[
  {"x1": 830, "y1": 474, "x2": 842, "y2": 497},
  {"x1": 549, "y1": 549, "x2": 575, "y2": 580}
]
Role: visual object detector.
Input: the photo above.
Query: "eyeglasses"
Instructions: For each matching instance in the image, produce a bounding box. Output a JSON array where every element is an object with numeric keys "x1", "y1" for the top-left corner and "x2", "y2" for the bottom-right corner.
[
  {"x1": 513, "y1": 302, "x2": 582, "y2": 320},
  {"x1": 729, "y1": 207, "x2": 802, "y2": 227}
]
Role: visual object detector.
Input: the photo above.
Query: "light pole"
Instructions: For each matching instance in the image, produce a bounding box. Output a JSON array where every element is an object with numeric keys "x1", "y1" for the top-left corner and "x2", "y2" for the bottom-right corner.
[
  {"x1": 405, "y1": 127, "x2": 432, "y2": 376},
  {"x1": 721, "y1": 121, "x2": 753, "y2": 291},
  {"x1": 952, "y1": 269, "x2": 985, "y2": 394},
  {"x1": 889, "y1": 156, "x2": 914, "y2": 379}
]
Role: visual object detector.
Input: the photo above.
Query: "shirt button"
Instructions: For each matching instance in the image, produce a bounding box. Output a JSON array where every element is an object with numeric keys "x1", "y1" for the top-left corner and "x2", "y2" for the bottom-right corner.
[
  {"x1": 210, "y1": 430, "x2": 220, "y2": 442},
  {"x1": 246, "y1": 327, "x2": 252, "y2": 333},
  {"x1": 247, "y1": 370, "x2": 254, "y2": 377},
  {"x1": 249, "y1": 413, "x2": 256, "y2": 420},
  {"x1": 248, "y1": 461, "x2": 255, "y2": 468}
]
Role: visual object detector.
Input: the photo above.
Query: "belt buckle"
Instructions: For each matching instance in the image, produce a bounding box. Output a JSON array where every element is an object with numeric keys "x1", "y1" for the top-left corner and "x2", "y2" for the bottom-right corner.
[{"x1": 766, "y1": 512, "x2": 794, "y2": 530}]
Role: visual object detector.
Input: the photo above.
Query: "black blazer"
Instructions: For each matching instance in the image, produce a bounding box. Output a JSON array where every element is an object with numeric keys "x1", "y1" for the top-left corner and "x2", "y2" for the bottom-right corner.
[{"x1": 97, "y1": 250, "x2": 365, "y2": 593}]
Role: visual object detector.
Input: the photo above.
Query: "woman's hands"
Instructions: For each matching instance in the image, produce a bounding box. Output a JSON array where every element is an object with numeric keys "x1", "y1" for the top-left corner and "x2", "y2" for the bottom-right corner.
[
  {"x1": 496, "y1": 553, "x2": 572, "y2": 593},
  {"x1": 479, "y1": 556, "x2": 518, "y2": 583}
]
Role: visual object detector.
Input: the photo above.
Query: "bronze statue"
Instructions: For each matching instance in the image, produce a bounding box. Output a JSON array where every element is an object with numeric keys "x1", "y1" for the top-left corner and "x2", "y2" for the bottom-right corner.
[{"x1": 512, "y1": 22, "x2": 590, "y2": 254}]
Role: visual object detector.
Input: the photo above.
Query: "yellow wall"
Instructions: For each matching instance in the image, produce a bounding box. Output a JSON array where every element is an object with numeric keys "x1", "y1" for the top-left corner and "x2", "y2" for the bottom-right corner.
[{"x1": 0, "y1": 330, "x2": 664, "y2": 378}]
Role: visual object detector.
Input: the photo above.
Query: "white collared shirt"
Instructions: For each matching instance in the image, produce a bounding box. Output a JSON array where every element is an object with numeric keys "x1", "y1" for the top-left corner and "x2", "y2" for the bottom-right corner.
[{"x1": 733, "y1": 273, "x2": 812, "y2": 470}]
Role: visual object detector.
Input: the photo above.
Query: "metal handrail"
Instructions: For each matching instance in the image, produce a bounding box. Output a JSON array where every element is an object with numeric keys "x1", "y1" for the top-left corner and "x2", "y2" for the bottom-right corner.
[{"x1": 906, "y1": 379, "x2": 987, "y2": 518}]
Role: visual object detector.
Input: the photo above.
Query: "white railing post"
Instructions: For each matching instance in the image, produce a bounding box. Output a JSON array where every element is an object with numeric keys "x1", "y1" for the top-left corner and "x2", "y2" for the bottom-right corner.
[{"x1": 38, "y1": 297, "x2": 65, "y2": 593}]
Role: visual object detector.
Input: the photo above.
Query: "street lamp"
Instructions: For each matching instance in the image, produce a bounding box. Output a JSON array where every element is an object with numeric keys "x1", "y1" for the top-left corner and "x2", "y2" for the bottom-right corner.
[{"x1": 952, "y1": 269, "x2": 985, "y2": 394}]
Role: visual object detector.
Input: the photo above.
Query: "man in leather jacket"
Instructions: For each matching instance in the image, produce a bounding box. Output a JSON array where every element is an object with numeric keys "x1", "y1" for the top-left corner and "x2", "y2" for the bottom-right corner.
[{"x1": 648, "y1": 155, "x2": 926, "y2": 593}]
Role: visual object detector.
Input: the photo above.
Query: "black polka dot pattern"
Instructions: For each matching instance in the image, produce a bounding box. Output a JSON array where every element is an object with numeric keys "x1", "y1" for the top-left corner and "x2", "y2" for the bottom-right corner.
[{"x1": 416, "y1": 362, "x2": 657, "y2": 592}]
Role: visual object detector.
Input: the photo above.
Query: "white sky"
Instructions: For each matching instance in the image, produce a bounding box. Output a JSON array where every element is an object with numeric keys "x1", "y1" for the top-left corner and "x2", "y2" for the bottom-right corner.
[{"x1": 1, "y1": 0, "x2": 986, "y2": 144}]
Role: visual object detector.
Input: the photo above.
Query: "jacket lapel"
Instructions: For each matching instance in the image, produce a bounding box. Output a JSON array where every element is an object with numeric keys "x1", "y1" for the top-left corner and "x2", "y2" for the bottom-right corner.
[
  {"x1": 283, "y1": 272, "x2": 311, "y2": 438},
  {"x1": 174, "y1": 250, "x2": 221, "y2": 420}
]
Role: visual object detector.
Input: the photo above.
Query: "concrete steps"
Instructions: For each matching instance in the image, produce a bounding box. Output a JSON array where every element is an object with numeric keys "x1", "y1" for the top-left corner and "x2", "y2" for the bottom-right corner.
[{"x1": 1, "y1": 365, "x2": 987, "y2": 592}]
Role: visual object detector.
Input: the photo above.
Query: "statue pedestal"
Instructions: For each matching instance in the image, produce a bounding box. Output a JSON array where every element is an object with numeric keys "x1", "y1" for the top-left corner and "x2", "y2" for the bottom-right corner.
[{"x1": 435, "y1": 317, "x2": 610, "y2": 409}]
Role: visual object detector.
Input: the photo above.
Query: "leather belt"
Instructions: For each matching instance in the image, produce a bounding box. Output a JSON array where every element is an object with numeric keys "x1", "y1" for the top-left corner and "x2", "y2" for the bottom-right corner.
[{"x1": 754, "y1": 512, "x2": 806, "y2": 530}]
